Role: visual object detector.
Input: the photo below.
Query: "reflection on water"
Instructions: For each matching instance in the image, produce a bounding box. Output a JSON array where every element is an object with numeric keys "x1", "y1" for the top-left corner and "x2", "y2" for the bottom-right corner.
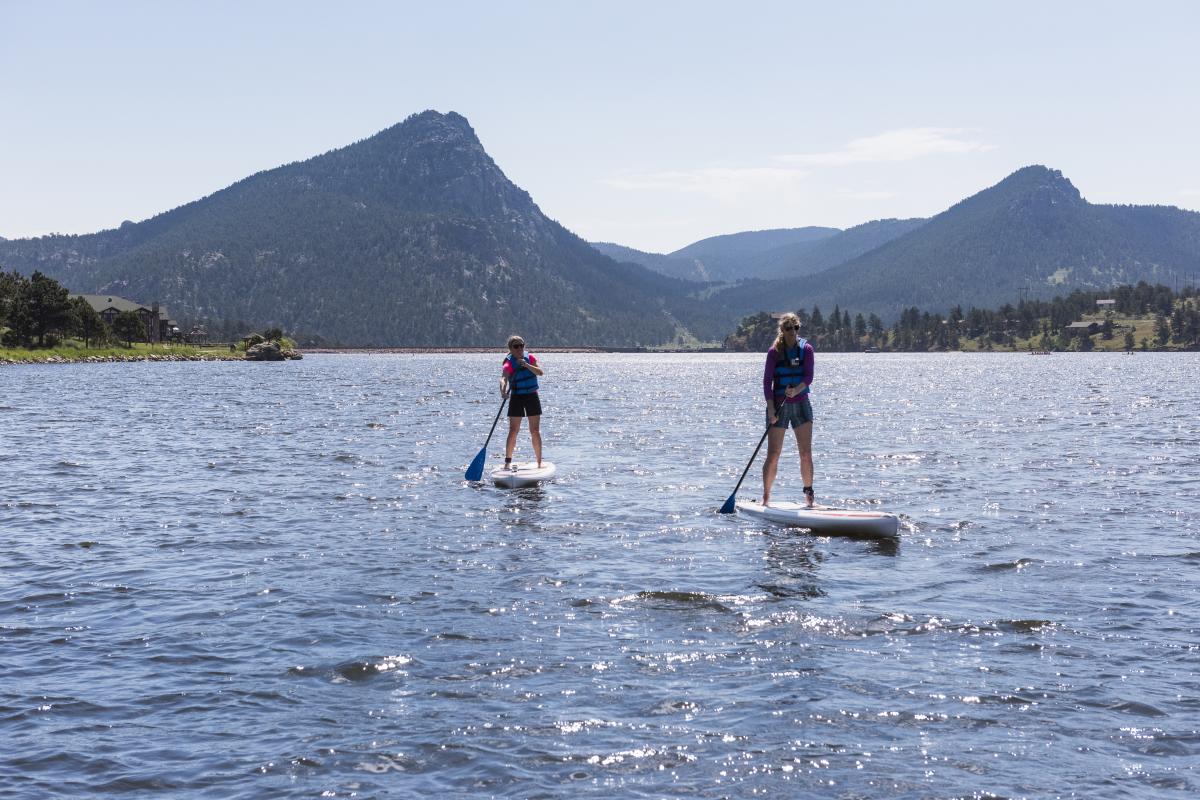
[{"x1": 1, "y1": 352, "x2": 1197, "y2": 798}]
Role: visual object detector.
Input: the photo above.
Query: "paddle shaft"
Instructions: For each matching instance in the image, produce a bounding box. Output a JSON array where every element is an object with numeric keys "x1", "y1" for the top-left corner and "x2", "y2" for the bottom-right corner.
[
  {"x1": 482, "y1": 396, "x2": 507, "y2": 448},
  {"x1": 720, "y1": 402, "x2": 781, "y2": 512},
  {"x1": 729, "y1": 425, "x2": 771, "y2": 499}
]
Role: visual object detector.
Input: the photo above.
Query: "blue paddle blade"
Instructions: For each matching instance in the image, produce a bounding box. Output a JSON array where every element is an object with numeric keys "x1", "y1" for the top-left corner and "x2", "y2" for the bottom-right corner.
[
  {"x1": 719, "y1": 494, "x2": 737, "y2": 514},
  {"x1": 464, "y1": 448, "x2": 487, "y2": 482}
]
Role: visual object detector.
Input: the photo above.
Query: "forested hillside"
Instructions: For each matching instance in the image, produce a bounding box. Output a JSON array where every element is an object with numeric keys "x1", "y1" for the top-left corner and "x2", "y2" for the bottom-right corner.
[
  {"x1": 710, "y1": 167, "x2": 1200, "y2": 321},
  {"x1": 7, "y1": 131, "x2": 1200, "y2": 348},
  {"x1": 0, "y1": 112, "x2": 727, "y2": 347}
]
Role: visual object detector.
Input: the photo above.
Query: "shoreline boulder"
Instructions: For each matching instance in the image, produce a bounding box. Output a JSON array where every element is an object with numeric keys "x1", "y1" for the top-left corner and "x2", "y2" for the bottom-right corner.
[{"x1": 244, "y1": 341, "x2": 303, "y2": 361}]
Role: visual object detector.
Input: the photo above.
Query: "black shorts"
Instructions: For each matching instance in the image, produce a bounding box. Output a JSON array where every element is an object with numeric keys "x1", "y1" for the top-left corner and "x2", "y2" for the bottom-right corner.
[{"x1": 508, "y1": 392, "x2": 542, "y2": 417}]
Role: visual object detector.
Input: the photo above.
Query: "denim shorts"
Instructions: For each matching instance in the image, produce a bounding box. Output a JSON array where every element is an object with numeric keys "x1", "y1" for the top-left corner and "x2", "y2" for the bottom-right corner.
[{"x1": 767, "y1": 398, "x2": 813, "y2": 429}]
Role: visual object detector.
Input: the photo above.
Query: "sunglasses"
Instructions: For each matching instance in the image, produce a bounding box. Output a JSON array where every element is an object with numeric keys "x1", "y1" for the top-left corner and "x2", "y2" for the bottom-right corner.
[
  {"x1": 783, "y1": 325, "x2": 800, "y2": 331},
  {"x1": 510, "y1": 343, "x2": 525, "y2": 349}
]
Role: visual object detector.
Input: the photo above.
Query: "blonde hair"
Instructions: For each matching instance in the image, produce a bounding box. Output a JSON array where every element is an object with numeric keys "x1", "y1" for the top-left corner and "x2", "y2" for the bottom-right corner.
[
  {"x1": 506, "y1": 335, "x2": 525, "y2": 349},
  {"x1": 772, "y1": 313, "x2": 800, "y2": 353}
]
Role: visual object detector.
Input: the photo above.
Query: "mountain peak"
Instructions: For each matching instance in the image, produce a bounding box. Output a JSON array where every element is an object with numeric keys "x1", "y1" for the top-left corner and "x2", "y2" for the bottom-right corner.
[
  {"x1": 940, "y1": 164, "x2": 1085, "y2": 226},
  {"x1": 305, "y1": 110, "x2": 533, "y2": 219},
  {"x1": 994, "y1": 165, "x2": 1084, "y2": 204},
  {"x1": 377, "y1": 110, "x2": 479, "y2": 144}
]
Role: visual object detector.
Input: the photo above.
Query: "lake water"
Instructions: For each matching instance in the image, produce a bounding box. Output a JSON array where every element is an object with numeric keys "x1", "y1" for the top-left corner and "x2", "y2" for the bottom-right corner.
[{"x1": 2, "y1": 352, "x2": 1197, "y2": 799}]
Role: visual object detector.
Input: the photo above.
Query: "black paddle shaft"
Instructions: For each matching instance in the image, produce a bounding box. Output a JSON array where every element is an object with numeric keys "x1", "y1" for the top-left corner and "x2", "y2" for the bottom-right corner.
[
  {"x1": 482, "y1": 397, "x2": 506, "y2": 448},
  {"x1": 726, "y1": 402, "x2": 781, "y2": 500},
  {"x1": 729, "y1": 425, "x2": 771, "y2": 498}
]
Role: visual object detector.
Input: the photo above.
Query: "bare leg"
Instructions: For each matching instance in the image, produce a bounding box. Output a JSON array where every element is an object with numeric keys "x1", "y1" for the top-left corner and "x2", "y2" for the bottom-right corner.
[
  {"x1": 761, "y1": 426, "x2": 786, "y2": 505},
  {"x1": 528, "y1": 415, "x2": 542, "y2": 466},
  {"x1": 505, "y1": 416, "x2": 522, "y2": 462},
  {"x1": 795, "y1": 422, "x2": 814, "y2": 505}
]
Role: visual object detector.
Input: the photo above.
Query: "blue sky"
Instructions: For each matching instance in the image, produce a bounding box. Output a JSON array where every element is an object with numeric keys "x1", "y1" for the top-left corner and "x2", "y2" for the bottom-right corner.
[{"x1": 3, "y1": 0, "x2": 1198, "y2": 252}]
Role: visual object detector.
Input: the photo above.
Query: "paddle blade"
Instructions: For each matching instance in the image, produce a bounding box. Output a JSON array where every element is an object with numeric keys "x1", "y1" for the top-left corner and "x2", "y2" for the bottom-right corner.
[
  {"x1": 719, "y1": 493, "x2": 737, "y2": 514},
  {"x1": 464, "y1": 448, "x2": 487, "y2": 482}
]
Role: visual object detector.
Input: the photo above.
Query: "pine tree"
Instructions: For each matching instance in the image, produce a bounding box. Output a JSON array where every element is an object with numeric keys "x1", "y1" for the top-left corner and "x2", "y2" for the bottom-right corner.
[
  {"x1": 25, "y1": 271, "x2": 73, "y2": 346},
  {"x1": 70, "y1": 297, "x2": 108, "y2": 348},
  {"x1": 0, "y1": 269, "x2": 24, "y2": 329},
  {"x1": 1154, "y1": 313, "x2": 1170, "y2": 346},
  {"x1": 113, "y1": 310, "x2": 148, "y2": 347}
]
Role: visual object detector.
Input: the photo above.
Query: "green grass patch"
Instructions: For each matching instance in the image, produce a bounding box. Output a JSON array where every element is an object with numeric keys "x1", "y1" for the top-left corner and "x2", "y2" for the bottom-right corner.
[{"x1": 0, "y1": 340, "x2": 235, "y2": 362}]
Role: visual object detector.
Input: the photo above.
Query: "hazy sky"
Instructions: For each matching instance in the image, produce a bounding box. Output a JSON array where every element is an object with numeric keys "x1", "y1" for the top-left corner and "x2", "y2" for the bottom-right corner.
[{"x1": 3, "y1": 0, "x2": 1199, "y2": 253}]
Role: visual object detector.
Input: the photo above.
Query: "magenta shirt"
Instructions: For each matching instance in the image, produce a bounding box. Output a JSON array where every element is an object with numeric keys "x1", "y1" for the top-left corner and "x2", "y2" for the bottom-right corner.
[{"x1": 763, "y1": 342, "x2": 814, "y2": 404}]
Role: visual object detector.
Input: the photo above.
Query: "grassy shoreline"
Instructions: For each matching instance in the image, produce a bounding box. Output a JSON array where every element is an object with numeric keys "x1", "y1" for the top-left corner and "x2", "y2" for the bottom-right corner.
[{"x1": 0, "y1": 342, "x2": 243, "y2": 364}]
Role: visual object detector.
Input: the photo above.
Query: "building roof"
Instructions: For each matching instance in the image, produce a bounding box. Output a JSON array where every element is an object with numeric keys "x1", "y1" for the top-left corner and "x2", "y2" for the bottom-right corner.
[
  {"x1": 1066, "y1": 321, "x2": 1099, "y2": 329},
  {"x1": 72, "y1": 294, "x2": 169, "y2": 320}
]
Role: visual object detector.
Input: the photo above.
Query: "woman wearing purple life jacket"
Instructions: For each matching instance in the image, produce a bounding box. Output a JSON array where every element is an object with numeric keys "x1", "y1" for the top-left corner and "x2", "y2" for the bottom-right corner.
[
  {"x1": 500, "y1": 335, "x2": 546, "y2": 470},
  {"x1": 761, "y1": 312, "x2": 816, "y2": 507}
]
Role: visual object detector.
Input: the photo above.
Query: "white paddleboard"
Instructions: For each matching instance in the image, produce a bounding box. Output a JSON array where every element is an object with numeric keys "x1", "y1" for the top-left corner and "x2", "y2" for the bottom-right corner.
[
  {"x1": 490, "y1": 461, "x2": 557, "y2": 489},
  {"x1": 736, "y1": 499, "x2": 899, "y2": 539}
]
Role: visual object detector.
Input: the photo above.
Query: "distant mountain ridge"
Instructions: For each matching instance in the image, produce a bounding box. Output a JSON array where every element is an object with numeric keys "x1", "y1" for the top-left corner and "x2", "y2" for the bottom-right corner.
[
  {"x1": 593, "y1": 220, "x2": 925, "y2": 283},
  {"x1": 589, "y1": 242, "x2": 706, "y2": 282},
  {"x1": 4, "y1": 123, "x2": 1199, "y2": 344},
  {"x1": 746, "y1": 218, "x2": 927, "y2": 280},
  {"x1": 0, "y1": 112, "x2": 724, "y2": 346},
  {"x1": 708, "y1": 166, "x2": 1200, "y2": 320},
  {"x1": 668, "y1": 226, "x2": 839, "y2": 282}
]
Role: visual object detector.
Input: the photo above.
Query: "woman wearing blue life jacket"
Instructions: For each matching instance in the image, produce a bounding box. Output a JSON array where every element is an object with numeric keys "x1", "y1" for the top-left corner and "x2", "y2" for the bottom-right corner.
[
  {"x1": 761, "y1": 312, "x2": 815, "y2": 507},
  {"x1": 500, "y1": 335, "x2": 546, "y2": 470}
]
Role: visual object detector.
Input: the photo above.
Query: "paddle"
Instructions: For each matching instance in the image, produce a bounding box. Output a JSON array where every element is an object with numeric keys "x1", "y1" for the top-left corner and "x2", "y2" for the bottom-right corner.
[
  {"x1": 719, "y1": 405, "x2": 776, "y2": 514},
  {"x1": 464, "y1": 397, "x2": 507, "y2": 481}
]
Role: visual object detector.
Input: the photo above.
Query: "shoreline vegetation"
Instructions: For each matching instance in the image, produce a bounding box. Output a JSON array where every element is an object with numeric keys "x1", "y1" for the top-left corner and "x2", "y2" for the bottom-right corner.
[
  {"x1": 0, "y1": 343, "x2": 246, "y2": 365},
  {"x1": 1, "y1": 269, "x2": 303, "y2": 365},
  {"x1": 1, "y1": 337, "x2": 304, "y2": 365},
  {"x1": 4, "y1": 267, "x2": 1196, "y2": 363},
  {"x1": 724, "y1": 283, "x2": 1199, "y2": 354}
]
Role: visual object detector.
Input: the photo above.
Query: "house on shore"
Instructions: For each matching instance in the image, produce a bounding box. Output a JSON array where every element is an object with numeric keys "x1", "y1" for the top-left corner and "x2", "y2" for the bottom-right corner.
[
  {"x1": 1065, "y1": 321, "x2": 1101, "y2": 337},
  {"x1": 72, "y1": 294, "x2": 179, "y2": 343}
]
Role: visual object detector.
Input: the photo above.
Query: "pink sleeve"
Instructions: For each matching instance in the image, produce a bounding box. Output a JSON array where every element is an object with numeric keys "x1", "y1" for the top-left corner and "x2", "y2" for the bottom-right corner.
[{"x1": 502, "y1": 360, "x2": 513, "y2": 376}]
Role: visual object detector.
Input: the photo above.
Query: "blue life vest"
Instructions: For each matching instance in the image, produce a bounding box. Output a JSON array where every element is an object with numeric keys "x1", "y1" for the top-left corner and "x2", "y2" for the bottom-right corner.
[
  {"x1": 773, "y1": 339, "x2": 809, "y2": 398},
  {"x1": 504, "y1": 354, "x2": 539, "y2": 394}
]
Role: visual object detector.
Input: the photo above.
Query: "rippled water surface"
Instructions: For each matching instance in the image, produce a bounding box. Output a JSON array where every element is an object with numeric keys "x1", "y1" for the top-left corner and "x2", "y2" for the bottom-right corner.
[{"x1": 3, "y1": 352, "x2": 1198, "y2": 798}]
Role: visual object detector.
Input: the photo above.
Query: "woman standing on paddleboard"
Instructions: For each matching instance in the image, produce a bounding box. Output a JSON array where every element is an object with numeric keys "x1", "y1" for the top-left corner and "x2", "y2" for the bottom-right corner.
[
  {"x1": 500, "y1": 335, "x2": 545, "y2": 470},
  {"x1": 762, "y1": 312, "x2": 815, "y2": 507}
]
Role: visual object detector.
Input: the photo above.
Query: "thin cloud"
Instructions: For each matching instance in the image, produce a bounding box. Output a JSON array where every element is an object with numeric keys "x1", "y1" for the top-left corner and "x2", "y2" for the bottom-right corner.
[
  {"x1": 602, "y1": 166, "x2": 809, "y2": 201},
  {"x1": 603, "y1": 127, "x2": 990, "y2": 199},
  {"x1": 1180, "y1": 188, "x2": 1200, "y2": 197},
  {"x1": 779, "y1": 128, "x2": 995, "y2": 166}
]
